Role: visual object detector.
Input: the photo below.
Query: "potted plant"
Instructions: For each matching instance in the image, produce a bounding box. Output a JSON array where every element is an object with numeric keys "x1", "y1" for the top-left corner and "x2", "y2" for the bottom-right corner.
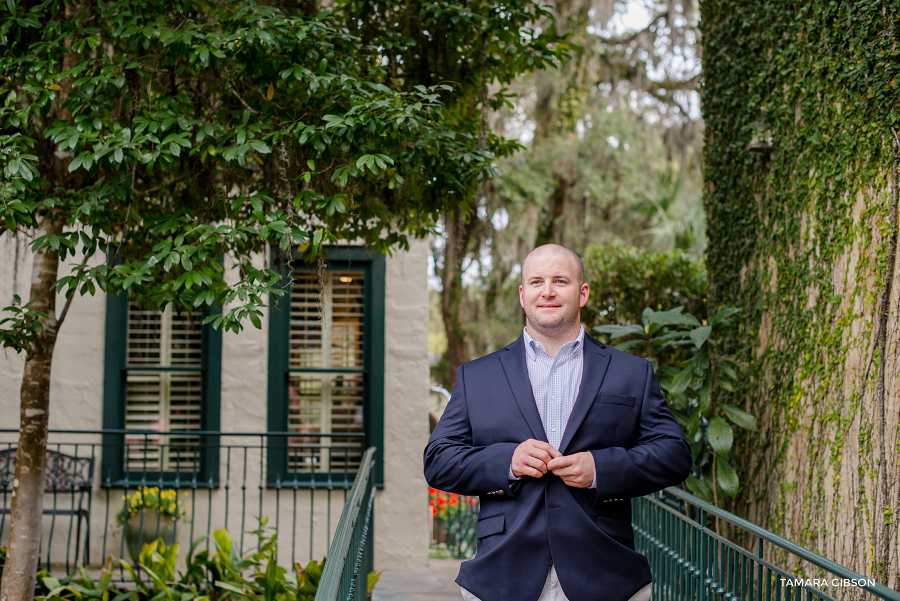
[{"x1": 116, "y1": 487, "x2": 188, "y2": 564}]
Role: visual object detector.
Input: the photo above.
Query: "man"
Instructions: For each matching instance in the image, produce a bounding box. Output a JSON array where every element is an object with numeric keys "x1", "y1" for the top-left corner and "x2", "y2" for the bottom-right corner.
[{"x1": 424, "y1": 244, "x2": 692, "y2": 601}]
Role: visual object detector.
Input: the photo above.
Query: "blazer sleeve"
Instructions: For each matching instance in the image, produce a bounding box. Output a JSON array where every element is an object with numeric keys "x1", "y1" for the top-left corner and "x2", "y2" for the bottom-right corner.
[
  {"x1": 590, "y1": 360, "x2": 692, "y2": 502},
  {"x1": 423, "y1": 364, "x2": 520, "y2": 497}
]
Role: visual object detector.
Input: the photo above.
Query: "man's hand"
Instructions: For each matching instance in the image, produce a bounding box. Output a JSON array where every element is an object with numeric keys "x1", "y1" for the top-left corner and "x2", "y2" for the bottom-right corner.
[
  {"x1": 548, "y1": 452, "x2": 595, "y2": 488},
  {"x1": 511, "y1": 439, "x2": 562, "y2": 478}
]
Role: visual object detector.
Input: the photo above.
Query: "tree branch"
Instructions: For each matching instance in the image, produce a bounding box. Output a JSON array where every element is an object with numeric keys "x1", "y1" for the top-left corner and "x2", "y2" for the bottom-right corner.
[
  {"x1": 598, "y1": 10, "x2": 668, "y2": 46},
  {"x1": 140, "y1": 175, "x2": 189, "y2": 197},
  {"x1": 227, "y1": 79, "x2": 260, "y2": 114},
  {"x1": 55, "y1": 251, "x2": 92, "y2": 328}
]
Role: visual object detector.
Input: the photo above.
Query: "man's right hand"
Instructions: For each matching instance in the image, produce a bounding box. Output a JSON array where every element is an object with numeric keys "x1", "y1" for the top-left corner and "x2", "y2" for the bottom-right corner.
[{"x1": 511, "y1": 439, "x2": 562, "y2": 478}]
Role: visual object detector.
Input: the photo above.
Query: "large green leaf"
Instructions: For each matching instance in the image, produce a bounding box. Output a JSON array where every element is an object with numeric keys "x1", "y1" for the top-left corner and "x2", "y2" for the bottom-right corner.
[
  {"x1": 720, "y1": 403, "x2": 757, "y2": 431},
  {"x1": 668, "y1": 365, "x2": 694, "y2": 395},
  {"x1": 642, "y1": 306, "x2": 702, "y2": 327},
  {"x1": 689, "y1": 325, "x2": 712, "y2": 348},
  {"x1": 715, "y1": 458, "x2": 739, "y2": 496},
  {"x1": 706, "y1": 417, "x2": 733, "y2": 454},
  {"x1": 593, "y1": 324, "x2": 646, "y2": 339},
  {"x1": 612, "y1": 339, "x2": 646, "y2": 352},
  {"x1": 685, "y1": 474, "x2": 713, "y2": 501}
]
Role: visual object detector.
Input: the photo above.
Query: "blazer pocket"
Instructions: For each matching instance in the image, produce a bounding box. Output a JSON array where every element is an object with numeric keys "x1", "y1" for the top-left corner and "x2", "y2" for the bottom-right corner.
[
  {"x1": 600, "y1": 393, "x2": 635, "y2": 407},
  {"x1": 475, "y1": 514, "x2": 505, "y2": 538}
]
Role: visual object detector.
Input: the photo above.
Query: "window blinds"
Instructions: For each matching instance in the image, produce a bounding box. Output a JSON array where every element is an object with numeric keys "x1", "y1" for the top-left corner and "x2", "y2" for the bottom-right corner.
[
  {"x1": 124, "y1": 302, "x2": 204, "y2": 472},
  {"x1": 288, "y1": 270, "x2": 365, "y2": 473}
]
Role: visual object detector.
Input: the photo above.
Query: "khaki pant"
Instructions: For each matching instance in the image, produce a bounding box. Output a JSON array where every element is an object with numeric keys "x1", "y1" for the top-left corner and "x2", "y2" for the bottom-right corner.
[{"x1": 460, "y1": 564, "x2": 652, "y2": 601}]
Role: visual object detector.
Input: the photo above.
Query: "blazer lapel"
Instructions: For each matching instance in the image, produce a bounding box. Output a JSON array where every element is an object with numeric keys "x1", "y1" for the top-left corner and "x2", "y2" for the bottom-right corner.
[
  {"x1": 498, "y1": 337, "x2": 548, "y2": 442},
  {"x1": 558, "y1": 336, "x2": 611, "y2": 455}
]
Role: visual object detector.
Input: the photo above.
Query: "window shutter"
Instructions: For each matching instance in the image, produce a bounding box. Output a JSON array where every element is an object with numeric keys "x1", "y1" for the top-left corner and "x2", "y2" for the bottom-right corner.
[
  {"x1": 124, "y1": 303, "x2": 203, "y2": 472},
  {"x1": 288, "y1": 270, "x2": 365, "y2": 473}
]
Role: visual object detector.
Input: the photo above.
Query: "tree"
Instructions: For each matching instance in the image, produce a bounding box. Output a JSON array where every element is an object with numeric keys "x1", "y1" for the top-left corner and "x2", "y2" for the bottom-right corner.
[
  {"x1": 431, "y1": 0, "x2": 706, "y2": 386},
  {"x1": 0, "y1": 1, "x2": 561, "y2": 598},
  {"x1": 335, "y1": 0, "x2": 565, "y2": 389}
]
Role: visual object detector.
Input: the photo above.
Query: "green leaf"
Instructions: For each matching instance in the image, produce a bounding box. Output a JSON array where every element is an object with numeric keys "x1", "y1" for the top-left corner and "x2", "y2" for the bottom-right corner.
[
  {"x1": 717, "y1": 361, "x2": 737, "y2": 380},
  {"x1": 215, "y1": 581, "x2": 246, "y2": 594},
  {"x1": 698, "y1": 381, "x2": 710, "y2": 412},
  {"x1": 249, "y1": 140, "x2": 271, "y2": 153},
  {"x1": 689, "y1": 325, "x2": 712, "y2": 348},
  {"x1": 685, "y1": 474, "x2": 713, "y2": 500},
  {"x1": 213, "y1": 528, "x2": 232, "y2": 554},
  {"x1": 716, "y1": 458, "x2": 739, "y2": 496},
  {"x1": 669, "y1": 366, "x2": 693, "y2": 395},
  {"x1": 709, "y1": 307, "x2": 741, "y2": 326},
  {"x1": 612, "y1": 339, "x2": 645, "y2": 352},
  {"x1": 67, "y1": 154, "x2": 83, "y2": 172},
  {"x1": 715, "y1": 376, "x2": 735, "y2": 392},
  {"x1": 706, "y1": 417, "x2": 733, "y2": 454},
  {"x1": 720, "y1": 403, "x2": 757, "y2": 431},
  {"x1": 593, "y1": 324, "x2": 645, "y2": 339},
  {"x1": 642, "y1": 306, "x2": 701, "y2": 327}
]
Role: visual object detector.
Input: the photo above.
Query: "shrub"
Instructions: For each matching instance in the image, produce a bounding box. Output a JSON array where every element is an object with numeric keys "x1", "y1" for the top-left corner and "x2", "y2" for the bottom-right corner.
[
  {"x1": 582, "y1": 244, "x2": 707, "y2": 328},
  {"x1": 26, "y1": 520, "x2": 380, "y2": 601},
  {"x1": 596, "y1": 306, "x2": 755, "y2": 502}
]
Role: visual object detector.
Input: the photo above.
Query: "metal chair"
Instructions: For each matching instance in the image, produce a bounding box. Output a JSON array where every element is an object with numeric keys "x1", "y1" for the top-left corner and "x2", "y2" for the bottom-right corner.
[{"x1": 0, "y1": 447, "x2": 95, "y2": 567}]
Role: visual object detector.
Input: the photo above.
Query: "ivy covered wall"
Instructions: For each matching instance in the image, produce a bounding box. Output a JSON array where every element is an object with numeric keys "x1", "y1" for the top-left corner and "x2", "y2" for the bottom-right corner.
[{"x1": 701, "y1": 0, "x2": 899, "y2": 585}]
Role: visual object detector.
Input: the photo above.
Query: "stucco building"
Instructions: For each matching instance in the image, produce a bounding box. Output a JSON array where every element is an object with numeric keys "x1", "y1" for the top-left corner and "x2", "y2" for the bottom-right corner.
[{"x1": 0, "y1": 235, "x2": 430, "y2": 571}]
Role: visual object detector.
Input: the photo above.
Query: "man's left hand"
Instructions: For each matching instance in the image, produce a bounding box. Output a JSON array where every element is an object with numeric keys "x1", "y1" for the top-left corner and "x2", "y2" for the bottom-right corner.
[{"x1": 547, "y1": 452, "x2": 595, "y2": 488}]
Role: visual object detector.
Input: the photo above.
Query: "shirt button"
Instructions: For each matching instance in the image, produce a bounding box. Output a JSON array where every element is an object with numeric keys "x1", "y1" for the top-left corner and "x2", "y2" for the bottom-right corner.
[
  {"x1": 552, "y1": 428, "x2": 557, "y2": 432},
  {"x1": 552, "y1": 396, "x2": 557, "y2": 400}
]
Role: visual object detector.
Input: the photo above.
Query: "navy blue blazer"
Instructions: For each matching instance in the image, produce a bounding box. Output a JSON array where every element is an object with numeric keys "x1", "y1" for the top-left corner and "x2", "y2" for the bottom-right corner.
[{"x1": 424, "y1": 334, "x2": 692, "y2": 601}]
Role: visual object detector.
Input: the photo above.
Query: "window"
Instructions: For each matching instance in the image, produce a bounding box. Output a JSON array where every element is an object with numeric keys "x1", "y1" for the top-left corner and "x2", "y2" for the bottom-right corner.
[
  {"x1": 267, "y1": 247, "x2": 385, "y2": 487},
  {"x1": 103, "y1": 296, "x2": 221, "y2": 486}
]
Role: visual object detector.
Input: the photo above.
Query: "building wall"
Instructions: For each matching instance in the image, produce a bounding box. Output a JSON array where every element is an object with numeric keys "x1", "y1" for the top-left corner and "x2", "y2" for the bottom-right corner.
[
  {"x1": 0, "y1": 235, "x2": 430, "y2": 570},
  {"x1": 702, "y1": 1, "x2": 899, "y2": 584}
]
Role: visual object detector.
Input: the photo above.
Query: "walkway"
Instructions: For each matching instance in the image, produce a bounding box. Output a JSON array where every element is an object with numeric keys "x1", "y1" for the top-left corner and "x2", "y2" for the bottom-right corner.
[{"x1": 372, "y1": 559, "x2": 464, "y2": 601}]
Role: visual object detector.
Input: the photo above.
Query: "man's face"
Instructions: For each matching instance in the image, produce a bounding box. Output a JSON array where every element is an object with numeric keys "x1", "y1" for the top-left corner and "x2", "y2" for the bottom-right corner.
[{"x1": 518, "y1": 251, "x2": 589, "y2": 335}]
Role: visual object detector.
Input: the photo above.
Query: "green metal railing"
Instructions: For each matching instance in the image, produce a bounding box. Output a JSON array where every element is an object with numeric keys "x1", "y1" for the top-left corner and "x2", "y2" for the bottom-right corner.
[
  {"x1": 315, "y1": 447, "x2": 377, "y2": 601},
  {"x1": 428, "y1": 486, "x2": 899, "y2": 600},
  {"x1": 0, "y1": 429, "x2": 364, "y2": 575},
  {"x1": 634, "y1": 487, "x2": 900, "y2": 601}
]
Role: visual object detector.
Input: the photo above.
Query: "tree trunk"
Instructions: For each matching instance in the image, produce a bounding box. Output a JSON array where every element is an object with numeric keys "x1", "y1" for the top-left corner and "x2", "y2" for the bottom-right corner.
[
  {"x1": 439, "y1": 206, "x2": 477, "y2": 390},
  {"x1": 0, "y1": 217, "x2": 62, "y2": 601}
]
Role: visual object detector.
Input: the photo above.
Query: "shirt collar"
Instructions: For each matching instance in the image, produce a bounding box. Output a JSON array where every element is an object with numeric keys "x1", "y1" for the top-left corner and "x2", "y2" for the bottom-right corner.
[{"x1": 523, "y1": 325, "x2": 585, "y2": 360}]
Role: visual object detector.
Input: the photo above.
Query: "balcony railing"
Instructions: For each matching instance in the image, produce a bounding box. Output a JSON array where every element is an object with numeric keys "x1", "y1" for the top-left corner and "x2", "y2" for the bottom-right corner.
[{"x1": 0, "y1": 428, "x2": 365, "y2": 576}]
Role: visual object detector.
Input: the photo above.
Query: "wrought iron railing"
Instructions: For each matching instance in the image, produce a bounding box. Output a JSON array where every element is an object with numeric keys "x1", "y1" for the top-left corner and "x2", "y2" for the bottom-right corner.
[
  {"x1": 314, "y1": 447, "x2": 376, "y2": 601},
  {"x1": 0, "y1": 429, "x2": 365, "y2": 575},
  {"x1": 428, "y1": 488, "x2": 478, "y2": 559},
  {"x1": 634, "y1": 487, "x2": 900, "y2": 601}
]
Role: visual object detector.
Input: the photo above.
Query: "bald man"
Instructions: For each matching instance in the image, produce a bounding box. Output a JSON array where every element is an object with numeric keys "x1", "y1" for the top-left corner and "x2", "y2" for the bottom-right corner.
[{"x1": 425, "y1": 244, "x2": 691, "y2": 601}]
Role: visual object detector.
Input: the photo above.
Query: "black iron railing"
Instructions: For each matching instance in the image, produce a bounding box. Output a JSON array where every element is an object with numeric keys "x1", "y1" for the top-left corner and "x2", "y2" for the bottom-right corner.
[{"x1": 0, "y1": 429, "x2": 365, "y2": 575}]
